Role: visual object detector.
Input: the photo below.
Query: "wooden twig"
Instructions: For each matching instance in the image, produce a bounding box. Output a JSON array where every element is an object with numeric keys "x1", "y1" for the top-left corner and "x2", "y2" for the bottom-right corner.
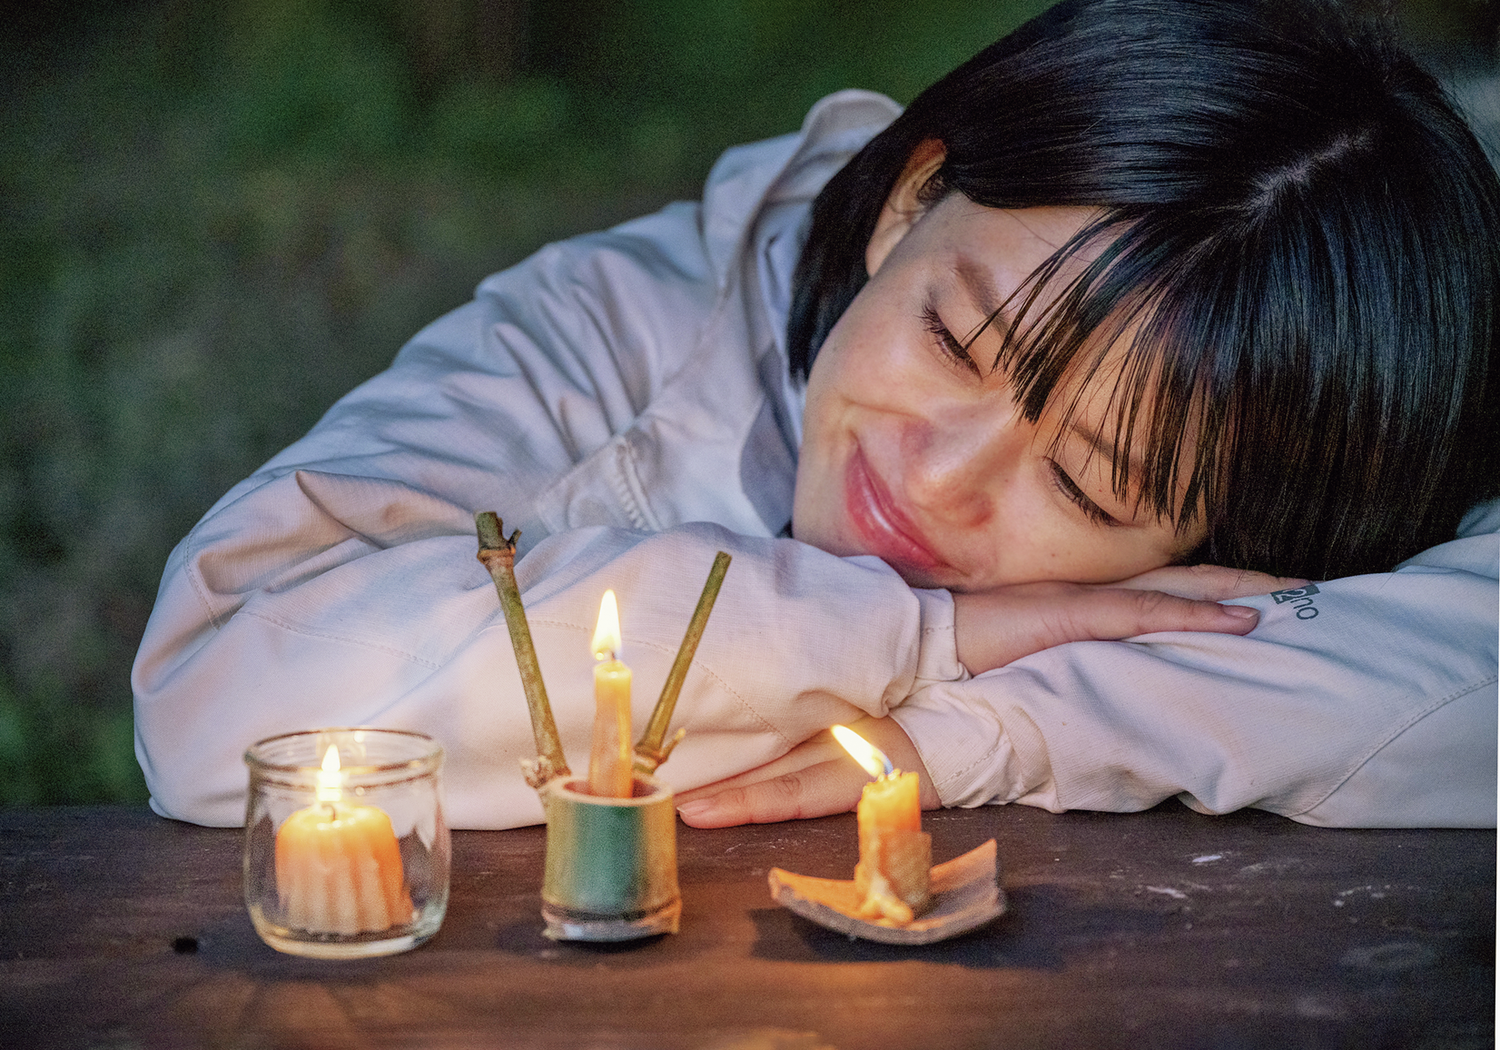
[
  {"x1": 634, "y1": 550, "x2": 731, "y2": 774},
  {"x1": 475, "y1": 511, "x2": 569, "y2": 785}
]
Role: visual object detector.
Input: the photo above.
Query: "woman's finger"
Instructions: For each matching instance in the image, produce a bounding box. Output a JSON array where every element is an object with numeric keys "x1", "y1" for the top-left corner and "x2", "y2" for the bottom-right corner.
[
  {"x1": 674, "y1": 731, "x2": 844, "y2": 805},
  {"x1": 675, "y1": 716, "x2": 937, "y2": 827},
  {"x1": 676, "y1": 757, "x2": 865, "y2": 828},
  {"x1": 954, "y1": 584, "x2": 1261, "y2": 674},
  {"x1": 1110, "y1": 564, "x2": 1309, "y2": 601},
  {"x1": 1053, "y1": 588, "x2": 1261, "y2": 642}
]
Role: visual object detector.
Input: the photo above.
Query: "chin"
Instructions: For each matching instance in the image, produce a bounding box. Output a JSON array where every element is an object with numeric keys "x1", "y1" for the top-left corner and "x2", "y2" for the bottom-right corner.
[{"x1": 887, "y1": 564, "x2": 955, "y2": 591}]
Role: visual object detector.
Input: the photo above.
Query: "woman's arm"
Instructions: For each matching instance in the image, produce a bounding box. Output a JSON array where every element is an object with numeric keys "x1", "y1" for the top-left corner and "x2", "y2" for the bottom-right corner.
[
  {"x1": 680, "y1": 518, "x2": 1499, "y2": 829},
  {"x1": 675, "y1": 563, "x2": 1292, "y2": 825},
  {"x1": 131, "y1": 467, "x2": 948, "y2": 828}
]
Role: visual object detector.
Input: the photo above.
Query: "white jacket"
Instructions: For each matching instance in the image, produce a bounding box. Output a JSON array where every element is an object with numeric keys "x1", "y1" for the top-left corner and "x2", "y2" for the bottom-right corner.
[{"x1": 132, "y1": 91, "x2": 1499, "y2": 830}]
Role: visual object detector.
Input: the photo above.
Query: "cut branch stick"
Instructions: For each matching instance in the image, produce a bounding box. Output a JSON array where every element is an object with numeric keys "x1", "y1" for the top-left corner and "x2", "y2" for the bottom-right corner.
[
  {"x1": 475, "y1": 511, "x2": 569, "y2": 785},
  {"x1": 634, "y1": 550, "x2": 731, "y2": 774}
]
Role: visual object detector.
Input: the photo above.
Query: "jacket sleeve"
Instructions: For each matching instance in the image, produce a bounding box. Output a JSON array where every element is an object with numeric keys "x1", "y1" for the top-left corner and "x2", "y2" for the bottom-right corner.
[
  {"x1": 891, "y1": 507, "x2": 1500, "y2": 828},
  {"x1": 132, "y1": 464, "x2": 953, "y2": 828}
]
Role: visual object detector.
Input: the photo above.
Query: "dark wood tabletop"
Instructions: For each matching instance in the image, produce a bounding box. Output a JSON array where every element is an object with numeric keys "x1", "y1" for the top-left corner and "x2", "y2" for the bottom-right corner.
[{"x1": 0, "y1": 802, "x2": 1491, "y2": 1049}]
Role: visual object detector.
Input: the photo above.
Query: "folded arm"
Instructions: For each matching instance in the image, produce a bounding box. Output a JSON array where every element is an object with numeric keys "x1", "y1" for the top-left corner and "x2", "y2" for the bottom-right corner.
[
  {"x1": 132, "y1": 467, "x2": 956, "y2": 828},
  {"x1": 680, "y1": 534, "x2": 1499, "y2": 829}
]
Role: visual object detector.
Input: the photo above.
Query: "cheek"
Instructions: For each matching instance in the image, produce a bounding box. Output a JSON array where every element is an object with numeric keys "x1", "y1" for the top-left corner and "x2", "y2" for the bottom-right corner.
[
  {"x1": 969, "y1": 484, "x2": 1193, "y2": 586},
  {"x1": 792, "y1": 355, "x2": 851, "y2": 518},
  {"x1": 800, "y1": 336, "x2": 890, "y2": 440},
  {"x1": 811, "y1": 273, "x2": 924, "y2": 389},
  {"x1": 1056, "y1": 530, "x2": 1191, "y2": 583},
  {"x1": 797, "y1": 355, "x2": 852, "y2": 465}
]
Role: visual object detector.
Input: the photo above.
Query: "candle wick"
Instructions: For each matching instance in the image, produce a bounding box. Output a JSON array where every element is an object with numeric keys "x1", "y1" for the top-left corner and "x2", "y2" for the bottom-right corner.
[{"x1": 881, "y1": 758, "x2": 895, "y2": 778}]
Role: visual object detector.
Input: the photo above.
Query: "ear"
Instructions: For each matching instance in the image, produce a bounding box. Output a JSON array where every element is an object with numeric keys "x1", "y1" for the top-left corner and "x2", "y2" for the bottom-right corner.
[{"x1": 865, "y1": 138, "x2": 947, "y2": 277}]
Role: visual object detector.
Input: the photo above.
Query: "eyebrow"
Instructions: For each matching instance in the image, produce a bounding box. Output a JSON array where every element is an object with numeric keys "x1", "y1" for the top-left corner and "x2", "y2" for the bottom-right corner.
[
  {"x1": 1066, "y1": 416, "x2": 1150, "y2": 514},
  {"x1": 951, "y1": 255, "x2": 1015, "y2": 362},
  {"x1": 953, "y1": 255, "x2": 1003, "y2": 317}
]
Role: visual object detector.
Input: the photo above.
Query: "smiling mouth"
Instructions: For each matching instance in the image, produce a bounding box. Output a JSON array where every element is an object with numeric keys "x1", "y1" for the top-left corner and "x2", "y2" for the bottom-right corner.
[{"x1": 844, "y1": 448, "x2": 949, "y2": 579}]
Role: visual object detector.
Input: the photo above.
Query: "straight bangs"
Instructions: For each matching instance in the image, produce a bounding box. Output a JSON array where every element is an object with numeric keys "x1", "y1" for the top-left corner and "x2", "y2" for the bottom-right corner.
[
  {"x1": 986, "y1": 211, "x2": 1234, "y2": 548},
  {"x1": 992, "y1": 151, "x2": 1488, "y2": 580}
]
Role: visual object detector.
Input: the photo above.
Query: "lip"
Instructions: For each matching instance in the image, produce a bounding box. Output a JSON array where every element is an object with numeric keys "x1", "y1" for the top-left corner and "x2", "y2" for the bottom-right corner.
[{"x1": 843, "y1": 447, "x2": 949, "y2": 578}]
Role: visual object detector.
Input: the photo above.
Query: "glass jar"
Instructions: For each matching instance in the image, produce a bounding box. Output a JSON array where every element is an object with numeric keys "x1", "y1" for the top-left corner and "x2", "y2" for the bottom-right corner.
[{"x1": 243, "y1": 728, "x2": 450, "y2": 958}]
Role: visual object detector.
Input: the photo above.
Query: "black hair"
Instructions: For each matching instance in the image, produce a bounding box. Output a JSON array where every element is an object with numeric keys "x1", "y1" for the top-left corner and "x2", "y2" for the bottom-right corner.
[{"x1": 787, "y1": 0, "x2": 1500, "y2": 581}]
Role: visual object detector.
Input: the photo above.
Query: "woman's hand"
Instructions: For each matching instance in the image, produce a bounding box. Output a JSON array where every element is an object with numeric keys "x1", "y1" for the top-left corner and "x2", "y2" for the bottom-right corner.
[
  {"x1": 675, "y1": 715, "x2": 937, "y2": 828},
  {"x1": 675, "y1": 565, "x2": 1300, "y2": 828},
  {"x1": 952, "y1": 565, "x2": 1305, "y2": 676}
]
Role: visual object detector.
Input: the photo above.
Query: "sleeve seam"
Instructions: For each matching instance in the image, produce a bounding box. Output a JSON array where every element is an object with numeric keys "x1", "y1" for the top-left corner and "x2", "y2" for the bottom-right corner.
[
  {"x1": 181, "y1": 523, "x2": 227, "y2": 632},
  {"x1": 1288, "y1": 672, "x2": 1500, "y2": 818},
  {"x1": 237, "y1": 608, "x2": 445, "y2": 670}
]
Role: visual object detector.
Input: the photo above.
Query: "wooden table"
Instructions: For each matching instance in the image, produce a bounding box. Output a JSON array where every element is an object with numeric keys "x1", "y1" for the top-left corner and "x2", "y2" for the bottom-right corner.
[{"x1": 0, "y1": 803, "x2": 1491, "y2": 1048}]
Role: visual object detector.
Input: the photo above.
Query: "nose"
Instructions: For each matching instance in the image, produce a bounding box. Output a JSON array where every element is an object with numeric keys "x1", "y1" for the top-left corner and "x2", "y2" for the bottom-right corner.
[{"x1": 900, "y1": 400, "x2": 1024, "y2": 527}]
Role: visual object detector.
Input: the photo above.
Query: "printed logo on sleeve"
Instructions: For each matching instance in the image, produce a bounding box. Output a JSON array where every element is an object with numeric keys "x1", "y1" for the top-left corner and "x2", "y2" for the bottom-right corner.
[{"x1": 1270, "y1": 582, "x2": 1321, "y2": 619}]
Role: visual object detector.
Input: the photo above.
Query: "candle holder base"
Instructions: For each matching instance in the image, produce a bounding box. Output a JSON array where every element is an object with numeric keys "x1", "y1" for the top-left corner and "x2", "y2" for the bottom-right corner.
[
  {"x1": 541, "y1": 897, "x2": 682, "y2": 942},
  {"x1": 250, "y1": 917, "x2": 443, "y2": 959},
  {"x1": 539, "y1": 774, "x2": 681, "y2": 942},
  {"x1": 768, "y1": 839, "x2": 1004, "y2": 945}
]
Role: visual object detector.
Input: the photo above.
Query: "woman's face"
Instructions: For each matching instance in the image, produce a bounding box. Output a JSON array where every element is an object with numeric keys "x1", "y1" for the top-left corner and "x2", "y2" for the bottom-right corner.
[{"x1": 792, "y1": 188, "x2": 1206, "y2": 591}]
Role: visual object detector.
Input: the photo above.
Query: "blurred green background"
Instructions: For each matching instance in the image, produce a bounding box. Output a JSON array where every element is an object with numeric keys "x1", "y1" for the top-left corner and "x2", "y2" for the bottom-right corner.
[{"x1": 2, "y1": 0, "x2": 1495, "y2": 806}]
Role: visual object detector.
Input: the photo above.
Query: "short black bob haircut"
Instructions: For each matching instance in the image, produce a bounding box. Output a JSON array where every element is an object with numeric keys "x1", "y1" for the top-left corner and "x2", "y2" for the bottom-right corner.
[{"x1": 788, "y1": 0, "x2": 1500, "y2": 582}]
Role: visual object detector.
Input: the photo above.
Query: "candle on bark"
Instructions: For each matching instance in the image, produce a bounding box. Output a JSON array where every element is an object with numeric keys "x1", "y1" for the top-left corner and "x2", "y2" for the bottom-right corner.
[
  {"x1": 588, "y1": 590, "x2": 635, "y2": 798},
  {"x1": 831, "y1": 724, "x2": 931, "y2": 923},
  {"x1": 275, "y1": 745, "x2": 413, "y2": 935}
]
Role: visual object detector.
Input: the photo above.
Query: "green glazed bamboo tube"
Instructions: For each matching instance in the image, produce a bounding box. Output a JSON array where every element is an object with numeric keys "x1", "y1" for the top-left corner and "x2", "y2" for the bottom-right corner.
[{"x1": 539, "y1": 774, "x2": 680, "y2": 941}]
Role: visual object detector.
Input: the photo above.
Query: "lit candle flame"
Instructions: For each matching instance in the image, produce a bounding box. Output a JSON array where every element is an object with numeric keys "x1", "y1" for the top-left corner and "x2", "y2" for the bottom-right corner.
[
  {"x1": 831, "y1": 724, "x2": 894, "y2": 779},
  {"x1": 592, "y1": 589, "x2": 622, "y2": 662},
  {"x1": 316, "y1": 744, "x2": 342, "y2": 803}
]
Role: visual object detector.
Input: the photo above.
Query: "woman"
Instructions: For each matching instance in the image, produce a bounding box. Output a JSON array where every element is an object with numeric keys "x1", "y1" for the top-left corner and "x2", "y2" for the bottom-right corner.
[{"x1": 133, "y1": 0, "x2": 1499, "y2": 830}]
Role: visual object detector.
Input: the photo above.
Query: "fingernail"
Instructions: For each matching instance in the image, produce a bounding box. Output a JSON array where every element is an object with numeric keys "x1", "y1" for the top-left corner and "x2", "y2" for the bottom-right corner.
[
  {"x1": 676, "y1": 800, "x2": 714, "y2": 822},
  {"x1": 1224, "y1": 604, "x2": 1258, "y2": 620}
]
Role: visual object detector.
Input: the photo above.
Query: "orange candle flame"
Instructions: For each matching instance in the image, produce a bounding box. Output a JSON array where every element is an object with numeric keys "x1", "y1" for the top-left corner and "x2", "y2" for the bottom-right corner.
[
  {"x1": 592, "y1": 590, "x2": 622, "y2": 661},
  {"x1": 831, "y1": 724, "x2": 895, "y2": 779},
  {"x1": 316, "y1": 745, "x2": 342, "y2": 803}
]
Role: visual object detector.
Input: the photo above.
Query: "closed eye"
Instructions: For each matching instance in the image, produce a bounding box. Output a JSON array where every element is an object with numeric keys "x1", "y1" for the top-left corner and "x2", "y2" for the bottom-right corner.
[
  {"x1": 921, "y1": 304, "x2": 981, "y2": 377},
  {"x1": 1049, "y1": 460, "x2": 1120, "y2": 527}
]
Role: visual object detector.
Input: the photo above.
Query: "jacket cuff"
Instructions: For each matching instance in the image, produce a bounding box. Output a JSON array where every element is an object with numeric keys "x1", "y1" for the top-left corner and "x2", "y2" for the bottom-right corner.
[{"x1": 909, "y1": 587, "x2": 968, "y2": 688}]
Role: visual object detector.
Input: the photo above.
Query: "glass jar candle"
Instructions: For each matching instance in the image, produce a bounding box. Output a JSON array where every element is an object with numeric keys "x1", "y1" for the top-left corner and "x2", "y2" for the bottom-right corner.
[{"x1": 243, "y1": 728, "x2": 450, "y2": 958}]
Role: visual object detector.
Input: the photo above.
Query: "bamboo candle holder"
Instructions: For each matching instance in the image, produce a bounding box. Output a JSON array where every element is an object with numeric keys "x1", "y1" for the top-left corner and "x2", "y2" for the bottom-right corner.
[{"x1": 475, "y1": 512, "x2": 729, "y2": 941}]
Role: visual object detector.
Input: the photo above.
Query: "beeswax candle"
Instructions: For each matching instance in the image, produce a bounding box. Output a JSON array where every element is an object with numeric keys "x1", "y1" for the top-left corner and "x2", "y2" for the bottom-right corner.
[
  {"x1": 832, "y1": 725, "x2": 931, "y2": 922},
  {"x1": 588, "y1": 590, "x2": 635, "y2": 798},
  {"x1": 275, "y1": 745, "x2": 413, "y2": 935}
]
